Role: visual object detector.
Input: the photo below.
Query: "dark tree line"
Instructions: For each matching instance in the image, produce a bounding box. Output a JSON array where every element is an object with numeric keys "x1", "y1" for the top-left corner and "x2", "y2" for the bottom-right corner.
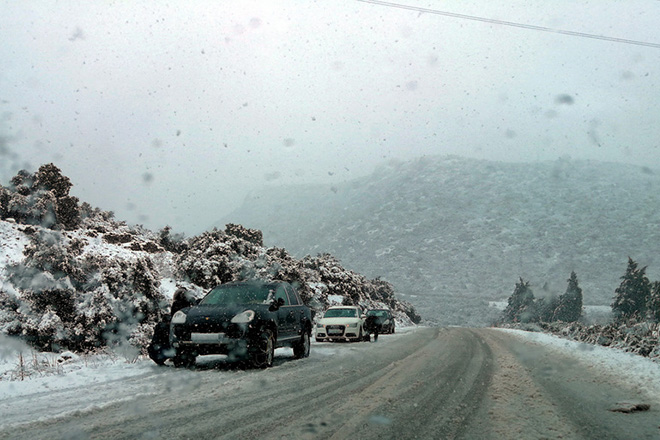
[
  {"x1": 611, "y1": 257, "x2": 660, "y2": 323},
  {"x1": 501, "y1": 257, "x2": 660, "y2": 325},
  {"x1": 501, "y1": 271, "x2": 584, "y2": 324}
]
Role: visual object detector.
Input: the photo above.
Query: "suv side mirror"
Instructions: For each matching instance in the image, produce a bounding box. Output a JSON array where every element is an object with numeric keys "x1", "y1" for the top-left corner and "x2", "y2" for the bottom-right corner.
[{"x1": 269, "y1": 297, "x2": 285, "y2": 311}]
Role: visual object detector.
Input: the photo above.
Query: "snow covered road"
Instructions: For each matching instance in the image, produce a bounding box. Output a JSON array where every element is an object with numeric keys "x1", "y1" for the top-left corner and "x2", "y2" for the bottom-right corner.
[{"x1": 1, "y1": 327, "x2": 659, "y2": 439}]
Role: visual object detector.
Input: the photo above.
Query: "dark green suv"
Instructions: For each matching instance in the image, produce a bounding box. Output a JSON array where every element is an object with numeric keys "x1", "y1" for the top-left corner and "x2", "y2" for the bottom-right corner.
[{"x1": 169, "y1": 281, "x2": 312, "y2": 368}]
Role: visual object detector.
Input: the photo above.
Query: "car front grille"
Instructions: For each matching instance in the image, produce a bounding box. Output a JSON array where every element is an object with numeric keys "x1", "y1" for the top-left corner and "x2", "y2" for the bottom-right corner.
[{"x1": 325, "y1": 325, "x2": 346, "y2": 336}]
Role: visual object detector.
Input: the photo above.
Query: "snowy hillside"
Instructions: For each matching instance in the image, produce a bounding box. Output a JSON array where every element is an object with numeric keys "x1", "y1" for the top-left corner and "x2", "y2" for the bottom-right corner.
[
  {"x1": 0, "y1": 164, "x2": 419, "y2": 356},
  {"x1": 220, "y1": 156, "x2": 660, "y2": 326}
]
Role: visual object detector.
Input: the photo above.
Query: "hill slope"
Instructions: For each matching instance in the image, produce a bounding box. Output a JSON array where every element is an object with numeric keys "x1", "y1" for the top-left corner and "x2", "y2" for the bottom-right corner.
[
  {"x1": 0, "y1": 164, "x2": 419, "y2": 355},
  {"x1": 221, "y1": 156, "x2": 660, "y2": 325}
]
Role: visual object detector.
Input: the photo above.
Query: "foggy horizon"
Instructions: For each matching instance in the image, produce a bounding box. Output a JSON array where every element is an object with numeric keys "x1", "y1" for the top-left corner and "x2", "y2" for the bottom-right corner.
[{"x1": 2, "y1": 0, "x2": 659, "y2": 235}]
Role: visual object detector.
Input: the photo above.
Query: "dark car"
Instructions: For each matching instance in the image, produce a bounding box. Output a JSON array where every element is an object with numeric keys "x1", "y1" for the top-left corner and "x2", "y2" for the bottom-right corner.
[
  {"x1": 365, "y1": 308, "x2": 395, "y2": 334},
  {"x1": 168, "y1": 281, "x2": 312, "y2": 368}
]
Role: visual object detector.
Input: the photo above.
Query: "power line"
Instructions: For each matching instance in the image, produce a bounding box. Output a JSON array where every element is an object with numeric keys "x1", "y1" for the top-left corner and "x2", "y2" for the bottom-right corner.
[{"x1": 357, "y1": 0, "x2": 660, "y2": 49}]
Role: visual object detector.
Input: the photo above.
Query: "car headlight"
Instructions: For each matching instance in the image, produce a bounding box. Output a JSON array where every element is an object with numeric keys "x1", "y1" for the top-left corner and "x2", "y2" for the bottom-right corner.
[
  {"x1": 231, "y1": 310, "x2": 255, "y2": 324},
  {"x1": 171, "y1": 310, "x2": 187, "y2": 324},
  {"x1": 347, "y1": 322, "x2": 358, "y2": 328}
]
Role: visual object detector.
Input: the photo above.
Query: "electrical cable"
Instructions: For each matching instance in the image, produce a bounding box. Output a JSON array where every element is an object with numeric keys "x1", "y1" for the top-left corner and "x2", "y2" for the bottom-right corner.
[{"x1": 357, "y1": 0, "x2": 660, "y2": 49}]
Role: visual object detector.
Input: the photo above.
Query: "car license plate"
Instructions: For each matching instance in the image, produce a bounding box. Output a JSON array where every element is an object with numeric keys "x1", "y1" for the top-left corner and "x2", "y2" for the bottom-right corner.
[
  {"x1": 327, "y1": 328, "x2": 343, "y2": 335},
  {"x1": 191, "y1": 333, "x2": 227, "y2": 343}
]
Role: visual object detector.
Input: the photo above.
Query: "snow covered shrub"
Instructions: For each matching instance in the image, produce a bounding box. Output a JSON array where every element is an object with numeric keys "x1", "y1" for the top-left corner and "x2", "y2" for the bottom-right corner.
[
  {"x1": 225, "y1": 223, "x2": 263, "y2": 247},
  {"x1": 0, "y1": 184, "x2": 9, "y2": 219},
  {"x1": 34, "y1": 163, "x2": 73, "y2": 198},
  {"x1": 127, "y1": 322, "x2": 154, "y2": 357},
  {"x1": 648, "y1": 282, "x2": 660, "y2": 323},
  {"x1": 0, "y1": 290, "x2": 21, "y2": 335},
  {"x1": 175, "y1": 229, "x2": 243, "y2": 288},
  {"x1": 22, "y1": 288, "x2": 76, "y2": 323},
  {"x1": 102, "y1": 232, "x2": 134, "y2": 244},
  {"x1": 72, "y1": 285, "x2": 117, "y2": 351},
  {"x1": 10, "y1": 169, "x2": 34, "y2": 195},
  {"x1": 55, "y1": 195, "x2": 81, "y2": 230},
  {"x1": 1, "y1": 165, "x2": 82, "y2": 230},
  {"x1": 80, "y1": 201, "x2": 114, "y2": 223},
  {"x1": 21, "y1": 229, "x2": 86, "y2": 287},
  {"x1": 3, "y1": 224, "x2": 167, "y2": 352},
  {"x1": 158, "y1": 225, "x2": 187, "y2": 253},
  {"x1": 6, "y1": 191, "x2": 31, "y2": 224},
  {"x1": 264, "y1": 247, "x2": 311, "y2": 300},
  {"x1": 30, "y1": 190, "x2": 58, "y2": 228},
  {"x1": 100, "y1": 258, "x2": 161, "y2": 321}
]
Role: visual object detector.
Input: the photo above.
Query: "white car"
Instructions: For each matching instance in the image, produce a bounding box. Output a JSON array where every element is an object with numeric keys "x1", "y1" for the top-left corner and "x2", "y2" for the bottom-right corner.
[{"x1": 315, "y1": 306, "x2": 366, "y2": 342}]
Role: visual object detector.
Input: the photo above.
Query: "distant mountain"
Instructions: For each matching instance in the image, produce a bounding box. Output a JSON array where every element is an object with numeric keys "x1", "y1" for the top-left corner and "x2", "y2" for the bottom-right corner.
[{"x1": 219, "y1": 156, "x2": 660, "y2": 326}]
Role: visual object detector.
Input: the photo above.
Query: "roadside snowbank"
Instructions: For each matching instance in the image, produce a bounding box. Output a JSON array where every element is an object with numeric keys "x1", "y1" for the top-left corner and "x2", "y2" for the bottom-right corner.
[{"x1": 498, "y1": 328, "x2": 660, "y2": 398}]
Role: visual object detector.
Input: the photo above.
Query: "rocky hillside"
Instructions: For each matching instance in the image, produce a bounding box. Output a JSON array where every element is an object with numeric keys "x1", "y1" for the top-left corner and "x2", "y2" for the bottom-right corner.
[
  {"x1": 220, "y1": 156, "x2": 660, "y2": 326},
  {"x1": 0, "y1": 164, "x2": 419, "y2": 355}
]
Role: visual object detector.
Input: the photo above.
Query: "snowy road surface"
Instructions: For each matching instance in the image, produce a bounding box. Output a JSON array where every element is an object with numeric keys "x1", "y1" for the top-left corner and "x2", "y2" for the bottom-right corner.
[{"x1": 1, "y1": 327, "x2": 659, "y2": 439}]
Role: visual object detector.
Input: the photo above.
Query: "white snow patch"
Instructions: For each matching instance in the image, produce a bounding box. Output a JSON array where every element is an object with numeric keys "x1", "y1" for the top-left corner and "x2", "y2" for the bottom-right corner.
[
  {"x1": 0, "y1": 222, "x2": 29, "y2": 284},
  {"x1": 498, "y1": 328, "x2": 660, "y2": 398}
]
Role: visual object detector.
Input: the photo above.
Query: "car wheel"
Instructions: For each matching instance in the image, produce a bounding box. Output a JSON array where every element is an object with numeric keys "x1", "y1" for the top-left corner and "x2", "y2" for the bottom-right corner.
[
  {"x1": 293, "y1": 331, "x2": 311, "y2": 359},
  {"x1": 250, "y1": 329, "x2": 274, "y2": 369},
  {"x1": 148, "y1": 343, "x2": 168, "y2": 365},
  {"x1": 172, "y1": 350, "x2": 195, "y2": 368}
]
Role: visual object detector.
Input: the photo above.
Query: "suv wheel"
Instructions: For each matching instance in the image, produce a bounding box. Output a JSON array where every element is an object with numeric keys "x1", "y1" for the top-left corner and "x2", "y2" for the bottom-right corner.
[
  {"x1": 293, "y1": 331, "x2": 311, "y2": 359},
  {"x1": 250, "y1": 329, "x2": 275, "y2": 369}
]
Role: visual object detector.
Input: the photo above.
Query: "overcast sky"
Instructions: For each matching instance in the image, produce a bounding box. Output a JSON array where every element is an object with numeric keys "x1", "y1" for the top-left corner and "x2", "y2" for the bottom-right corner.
[{"x1": 2, "y1": 0, "x2": 660, "y2": 235}]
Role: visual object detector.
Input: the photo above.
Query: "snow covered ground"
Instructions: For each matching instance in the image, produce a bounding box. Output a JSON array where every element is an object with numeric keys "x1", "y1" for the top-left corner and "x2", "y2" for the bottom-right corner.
[
  {"x1": 1, "y1": 325, "x2": 659, "y2": 438},
  {"x1": 0, "y1": 326, "x2": 414, "y2": 401},
  {"x1": 3, "y1": 327, "x2": 659, "y2": 401},
  {"x1": 497, "y1": 328, "x2": 660, "y2": 398}
]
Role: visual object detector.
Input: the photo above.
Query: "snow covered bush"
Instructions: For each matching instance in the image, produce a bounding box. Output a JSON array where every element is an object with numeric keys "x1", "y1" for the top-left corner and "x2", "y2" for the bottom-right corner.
[
  {"x1": 3, "y1": 224, "x2": 168, "y2": 352},
  {"x1": 647, "y1": 281, "x2": 660, "y2": 323},
  {"x1": 1, "y1": 165, "x2": 81, "y2": 230},
  {"x1": 225, "y1": 223, "x2": 263, "y2": 247},
  {"x1": 0, "y1": 165, "x2": 420, "y2": 355},
  {"x1": 158, "y1": 225, "x2": 187, "y2": 253}
]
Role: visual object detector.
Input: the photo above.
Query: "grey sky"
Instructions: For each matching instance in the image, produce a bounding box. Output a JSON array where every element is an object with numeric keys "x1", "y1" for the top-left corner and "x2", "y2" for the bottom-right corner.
[{"x1": 1, "y1": 0, "x2": 659, "y2": 234}]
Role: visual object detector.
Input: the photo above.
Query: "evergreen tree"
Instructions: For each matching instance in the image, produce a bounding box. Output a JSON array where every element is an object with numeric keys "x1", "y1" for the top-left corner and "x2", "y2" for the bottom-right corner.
[
  {"x1": 502, "y1": 278, "x2": 535, "y2": 323},
  {"x1": 611, "y1": 257, "x2": 650, "y2": 321},
  {"x1": 536, "y1": 296, "x2": 560, "y2": 322},
  {"x1": 554, "y1": 271, "x2": 583, "y2": 322},
  {"x1": 648, "y1": 281, "x2": 660, "y2": 322}
]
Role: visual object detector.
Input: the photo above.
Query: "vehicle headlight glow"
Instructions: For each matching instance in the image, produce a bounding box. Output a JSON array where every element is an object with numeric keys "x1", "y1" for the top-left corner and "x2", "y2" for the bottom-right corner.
[
  {"x1": 347, "y1": 322, "x2": 358, "y2": 328},
  {"x1": 171, "y1": 310, "x2": 187, "y2": 324},
  {"x1": 231, "y1": 310, "x2": 255, "y2": 324}
]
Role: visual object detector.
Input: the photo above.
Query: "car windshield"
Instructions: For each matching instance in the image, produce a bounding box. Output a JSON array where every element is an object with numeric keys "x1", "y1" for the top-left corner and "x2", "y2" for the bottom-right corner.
[
  {"x1": 200, "y1": 284, "x2": 274, "y2": 306},
  {"x1": 324, "y1": 308, "x2": 358, "y2": 318},
  {"x1": 3, "y1": 2, "x2": 660, "y2": 439}
]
